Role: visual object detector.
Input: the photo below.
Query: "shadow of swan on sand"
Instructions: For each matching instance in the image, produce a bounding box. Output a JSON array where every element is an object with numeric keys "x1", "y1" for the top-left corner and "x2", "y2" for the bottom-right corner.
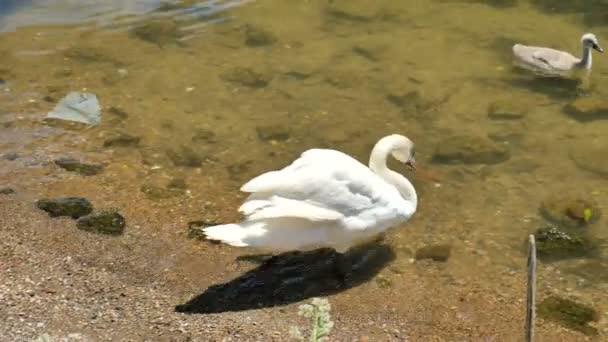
[{"x1": 175, "y1": 242, "x2": 395, "y2": 314}]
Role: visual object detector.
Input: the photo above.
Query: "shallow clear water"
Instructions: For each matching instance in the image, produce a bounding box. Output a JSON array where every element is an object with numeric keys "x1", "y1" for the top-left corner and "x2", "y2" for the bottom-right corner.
[{"x1": 1, "y1": 0, "x2": 607, "y2": 340}]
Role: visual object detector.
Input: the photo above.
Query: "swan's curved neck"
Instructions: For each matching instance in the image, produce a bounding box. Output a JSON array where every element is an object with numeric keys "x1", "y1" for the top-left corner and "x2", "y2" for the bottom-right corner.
[
  {"x1": 578, "y1": 45, "x2": 592, "y2": 69},
  {"x1": 368, "y1": 136, "x2": 417, "y2": 208}
]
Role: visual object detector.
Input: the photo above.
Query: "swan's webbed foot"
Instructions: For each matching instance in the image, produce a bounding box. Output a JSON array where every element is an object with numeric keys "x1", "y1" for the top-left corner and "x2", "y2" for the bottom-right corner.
[{"x1": 333, "y1": 253, "x2": 353, "y2": 288}]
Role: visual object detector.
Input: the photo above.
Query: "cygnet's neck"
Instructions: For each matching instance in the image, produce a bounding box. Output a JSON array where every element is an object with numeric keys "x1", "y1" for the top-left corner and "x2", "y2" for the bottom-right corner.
[
  {"x1": 368, "y1": 135, "x2": 417, "y2": 207},
  {"x1": 578, "y1": 45, "x2": 593, "y2": 69}
]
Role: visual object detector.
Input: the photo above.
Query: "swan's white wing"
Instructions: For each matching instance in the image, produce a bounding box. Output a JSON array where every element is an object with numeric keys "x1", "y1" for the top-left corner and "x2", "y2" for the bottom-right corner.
[
  {"x1": 513, "y1": 44, "x2": 577, "y2": 72},
  {"x1": 239, "y1": 149, "x2": 403, "y2": 224}
]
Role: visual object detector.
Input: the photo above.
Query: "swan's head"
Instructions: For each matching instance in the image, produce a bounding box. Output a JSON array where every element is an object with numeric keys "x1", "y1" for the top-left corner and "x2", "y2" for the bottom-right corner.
[
  {"x1": 582, "y1": 33, "x2": 603, "y2": 52},
  {"x1": 389, "y1": 135, "x2": 416, "y2": 171}
]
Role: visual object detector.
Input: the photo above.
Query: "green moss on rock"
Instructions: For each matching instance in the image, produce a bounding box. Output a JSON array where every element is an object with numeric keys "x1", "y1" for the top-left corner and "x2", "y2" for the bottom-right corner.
[
  {"x1": 77, "y1": 210, "x2": 125, "y2": 235},
  {"x1": 538, "y1": 296, "x2": 599, "y2": 335},
  {"x1": 37, "y1": 197, "x2": 93, "y2": 219}
]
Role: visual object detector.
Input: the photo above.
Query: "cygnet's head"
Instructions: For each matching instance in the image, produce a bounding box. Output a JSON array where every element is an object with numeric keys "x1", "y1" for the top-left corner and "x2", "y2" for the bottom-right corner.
[
  {"x1": 390, "y1": 135, "x2": 416, "y2": 171},
  {"x1": 582, "y1": 33, "x2": 603, "y2": 52}
]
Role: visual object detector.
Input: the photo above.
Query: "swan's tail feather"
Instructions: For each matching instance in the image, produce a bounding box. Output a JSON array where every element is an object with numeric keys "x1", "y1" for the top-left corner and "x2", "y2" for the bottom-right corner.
[{"x1": 201, "y1": 222, "x2": 266, "y2": 247}]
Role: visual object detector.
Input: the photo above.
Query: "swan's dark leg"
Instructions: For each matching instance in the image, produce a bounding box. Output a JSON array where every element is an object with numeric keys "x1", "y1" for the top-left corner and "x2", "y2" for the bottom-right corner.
[{"x1": 334, "y1": 252, "x2": 353, "y2": 288}]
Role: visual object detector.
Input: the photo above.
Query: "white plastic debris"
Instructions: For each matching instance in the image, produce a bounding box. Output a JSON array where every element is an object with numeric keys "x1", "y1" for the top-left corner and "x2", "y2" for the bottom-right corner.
[{"x1": 46, "y1": 92, "x2": 101, "y2": 125}]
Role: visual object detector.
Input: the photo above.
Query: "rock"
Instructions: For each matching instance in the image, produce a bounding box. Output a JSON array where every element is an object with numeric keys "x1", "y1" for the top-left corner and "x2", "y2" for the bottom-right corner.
[
  {"x1": 256, "y1": 124, "x2": 290, "y2": 141},
  {"x1": 244, "y1": 24, "x2": 277, "y2": 47},
  {"x1": 564, "y1": 260, "x2": 608, "y2": 283},
  {"x1": 76, "y1": 211, "x2": 125, "y2": 235},
  {"x1": 54, "y1": 158, "x2": 103, "y2": 176},
  {"x1": 0, "y1": 187, "x2": 15, "y2": 195},
  {"x1": 140, "y1": 184, "x2": 183, "y2": 200},
  {"x1": 538, "y1": 296, "x2": 599, "y2": 335},
  {"x1": 533, "y1": 226, "x2": 597, "y2": 261},
  {"x1": 432, "y1": 135, "x2": 510, "y2": 165},
  {"x1": 221, "y1": 67, "x2": 272, "y2": 88},
  {"x1": 3, "y1": 152, "x2": 18, "y2": 160},
  {"x1": 167, "y1": 178, "x2": 187, "y2": 190},
  {"x1": 103, "y1": 130, "x2": 140, "y2": 148},
  {"x1": 106, "y1": 106, "x2": 128, "y2": 124},
  {"x1": 166, "y1": 145, "x2": 207, "y2": 167},
  {"x1": 487, "y1": 100, "x2": 528, "y2": 120},
  {"x1": 415, "y1": 244, "x2": 452, "y2": 262},
  {"x1": 325, "y1": 1, "x2": 379, "y2": 22},
  {"x1": 352, "y1": 41, "x2": 387, "y2": 62},
  {"x1": 191, "y1": 128, "x2": 217, "y2": 144},
  {"x1": 570, "y1": 139, "x2": 608, "y2": 178},
  {"x1": 226, "y1": 160, "x2": 253, "y2": 180},
  {"x1": 131, "y1": 19, "x2": 181, "y2": 46},
  {"x1": 37, "y1": 197, "x2": 93, "y2": 219},
  {"x1": 540, "y1": 193, "x2": 600, "y2": 228},
  {"x1": 564, "y1": 96, "x2": 608, "y2": 121}
]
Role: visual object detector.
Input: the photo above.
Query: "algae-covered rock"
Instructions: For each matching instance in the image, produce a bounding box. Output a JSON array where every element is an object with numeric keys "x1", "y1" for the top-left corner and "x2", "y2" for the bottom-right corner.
[
  {"x1": 415, "y1": 244, "x2": 452, "y2": 262},
  {"x1": 77, "y1": 211, "x2": 125, "y2": 235},
  {"x1": 432, "y1": 135, "x2": 510, "y2": 164},
  {"x1": 103, "y1": 130, "x2": 140, "y2": 148},
  {"x1": 533, "y1": 226, "x2": 597, "y2": 261},
  {"x1": 487, "y1": 100, "x2": 528, "y2": 120},
  {"x1": 0, "y1": 187, "x2": 15, "y2": 195},
  {"x1": 191, "y1": 128, "x2": 217, "y2": 144},
  {"x1": 37, "y1": 197, "x2": 93, "y2": 219},
  {"x1": 538, "y1": 296, "x2": 599, "y2": 335},
  {"x1": 256, "y1": 124, "x2": 290, "y2": 141},
  {"x1": 540, "y1": 193, "x2": 600, "y2": 228},
  {"x1": 140, "y1": 184, "x2": 183, "y2": 200},
  {"x1": 131, "y1": 19, "x2": 181, "y2": 46},
  {"x1": 54, "y1": 158, "x2": 103, "y2": 176},
  {"x1": 166, "y1": 145, "x2": 207, "y2": 167},
  {"x1": 564, "y1": 96, "x2": 608, "y2": 121},
  {"x1": 221, "y1": 67, "x2": 272, "y2": 88},
  {"x1": 570, "y1": 139, "x2": 608, "y2": 178},
  {"x1": 244, "y1": 24, "x2": 277, "y2": 47}
]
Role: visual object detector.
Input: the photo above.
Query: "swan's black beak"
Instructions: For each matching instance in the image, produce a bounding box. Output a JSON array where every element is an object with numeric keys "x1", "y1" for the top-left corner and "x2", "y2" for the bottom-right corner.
[
  {"x1": 405, "y1": 158, "x2": 416, "y2": 171},
  {"x1": 594, "y1": 43, "x2": 604, "y2": 52}
]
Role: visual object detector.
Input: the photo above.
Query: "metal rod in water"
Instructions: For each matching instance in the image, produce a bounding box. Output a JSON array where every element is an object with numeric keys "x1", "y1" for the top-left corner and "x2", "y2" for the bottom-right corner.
[{"x1": 525, "y1": 234, "x2": 537, "y2": 342}]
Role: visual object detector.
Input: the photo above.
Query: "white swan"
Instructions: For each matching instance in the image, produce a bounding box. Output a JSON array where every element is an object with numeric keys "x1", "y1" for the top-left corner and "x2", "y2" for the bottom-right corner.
[
  {"x1": 202, "y1": 134, "x2": 418, "y2": 254},
  {"x1": 512, "y1": 33, "x2": 603, "y2": 77}
]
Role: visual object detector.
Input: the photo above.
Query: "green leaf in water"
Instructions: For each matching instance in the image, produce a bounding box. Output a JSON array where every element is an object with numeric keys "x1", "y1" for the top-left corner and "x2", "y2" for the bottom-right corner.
[{"x1": 583, "y1": 208, "x2": 592, "y2": 223}]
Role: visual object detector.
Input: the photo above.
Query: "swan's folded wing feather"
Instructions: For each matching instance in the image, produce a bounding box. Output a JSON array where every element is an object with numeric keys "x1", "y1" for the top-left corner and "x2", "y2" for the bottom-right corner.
[
  {"x1": 242, "y1": 195, "x2": 344, "y2": 221},
  {"x1": 236, "y1": 148, "x2": 398, "y2": 223}
]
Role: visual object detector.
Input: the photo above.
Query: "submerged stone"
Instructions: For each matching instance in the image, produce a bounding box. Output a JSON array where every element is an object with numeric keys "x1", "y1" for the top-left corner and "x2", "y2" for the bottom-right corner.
[
  {"x1": 256, "y1": 124, "x2": 290, "y2": 141},
  {"x1": 103, "y1": 130, "x2": 140, "y2": 148},
  {"x1": 166, "y1": 145, "x2": 207, "y2": 167},
  {"x1": 0, "y1": 187, "x2": 15, "y2": 195},
  {"x1": 564, "y1": 96, "x2": 608, "y2": 121},
  {"x1": 244, "y1": 24, "x2": 277, "y2": 47},
  {"x1": 37, "y1": 197, "x2": 93, "y2": 219},
  {"x1": 540, "y1": 193, "x2": 600, "y2": 228},
  {"x1": 487, "y1": 100, "x2": 528, "y2": 120},
  {"x1": 538, "y1": 296, "x2": 599, "y2": 335},
  {"x1": 131, "y1": 19, "x2": 180, "y2": 46},
  {"x1": 140, "y1": 184, "x2": 183, "y2": 200},
  {"x1": 54, "y1": 158, "x2": 103, "y2": 176},
  {"x1": 415, "y1": 244, "x2": 452, "y2": 262},
  {"x1": 432, "y1": 135, "x2": 510, "y2": 164},
  {"x1": 533, "y1": 226, "x2": 597, "y2": 261},
  {"x1": 221, "y1": 67, "x2": 272, "y2": 88},
  {"x1": 191, "y1": 128, "x2": 217, "y2": 144},
  {"x1": 77, "y1": 211, "x2": 125, "y2": 235},
  {"x1": 570, "y1": 139, "x2": 608, "y2": 178}
]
